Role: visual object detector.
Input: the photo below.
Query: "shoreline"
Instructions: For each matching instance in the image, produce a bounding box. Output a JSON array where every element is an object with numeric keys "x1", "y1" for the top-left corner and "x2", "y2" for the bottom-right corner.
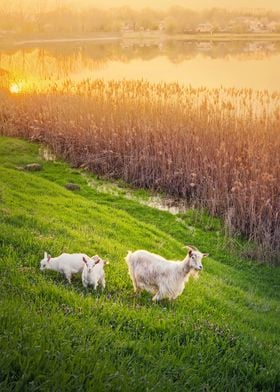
[{"x1": 1, "y1": 32, "x2": 280, "y2": 47}]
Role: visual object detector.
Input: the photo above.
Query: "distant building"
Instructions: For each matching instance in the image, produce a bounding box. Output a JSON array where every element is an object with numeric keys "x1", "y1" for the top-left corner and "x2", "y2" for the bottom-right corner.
[
  {"x1": 183, "y1": 26, "x2": 195, "y2": 34},
  {"x1": 249, "y1": 19, "x2": 267, "y2": 33},
  {"x1": 196, "y1": 23, "x2": 213, "y2": 33},
  {"x1": 120, "y1": 23, "x2": 135, "y2": 33},
  {"x1": 226, "y1": 17, "x2": 279, "y2": 33}
]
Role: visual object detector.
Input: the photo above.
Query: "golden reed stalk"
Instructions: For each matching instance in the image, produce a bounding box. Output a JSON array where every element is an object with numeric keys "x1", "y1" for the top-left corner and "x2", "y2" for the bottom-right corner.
[{"x1": 1, "y1": 80, "x2": 279, "y2": 263}]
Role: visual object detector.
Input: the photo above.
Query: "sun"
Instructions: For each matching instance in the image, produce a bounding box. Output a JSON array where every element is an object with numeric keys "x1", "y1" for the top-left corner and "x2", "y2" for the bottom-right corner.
[{"x1": 9, "y1": 83, "x2": 21, "y2": 94}]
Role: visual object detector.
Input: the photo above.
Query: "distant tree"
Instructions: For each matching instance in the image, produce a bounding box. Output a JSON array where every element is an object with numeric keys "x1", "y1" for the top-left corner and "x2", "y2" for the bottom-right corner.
[{"x1": 1, "y1": 5, "x2": 280, "y2": 35}]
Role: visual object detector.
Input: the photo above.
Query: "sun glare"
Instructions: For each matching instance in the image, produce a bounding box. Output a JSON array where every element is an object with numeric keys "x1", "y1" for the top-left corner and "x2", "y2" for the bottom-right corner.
[{"x1": 9, "y1": 83, "x2": 21, "y2": 94}]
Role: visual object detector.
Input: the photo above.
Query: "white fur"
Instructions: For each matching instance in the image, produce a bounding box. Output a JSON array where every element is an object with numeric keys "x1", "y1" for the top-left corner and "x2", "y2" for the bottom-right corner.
[
  {"x1": 40, "y1": 251, "x2": 88, "y2": 283},
  {"x1": 82, "y1": 255, "x2": 108, "y2": 290},
  {"x1": 125, "y1": 246, "x2": 208, "y2": 301}
]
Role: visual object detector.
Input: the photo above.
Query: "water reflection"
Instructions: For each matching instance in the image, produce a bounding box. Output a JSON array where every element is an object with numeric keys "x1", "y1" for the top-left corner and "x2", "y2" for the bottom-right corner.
[{"x1": 1, "y1": 39, "x2": 280, "y2": 91}]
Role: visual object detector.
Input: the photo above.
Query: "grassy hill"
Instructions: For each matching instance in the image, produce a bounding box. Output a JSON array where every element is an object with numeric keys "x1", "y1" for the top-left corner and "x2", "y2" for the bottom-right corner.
[{"x1": 0, "y1": 137, "x2": 279, "y2": 391}]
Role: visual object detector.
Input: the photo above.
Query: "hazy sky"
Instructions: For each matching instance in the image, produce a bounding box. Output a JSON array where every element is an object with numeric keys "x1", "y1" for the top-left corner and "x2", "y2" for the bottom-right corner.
[
  {"x1": 89, "y1": 1, "x2": 280, "y2": 11},
  {"x1": 2, "y1": 0, "x2": 280, "y2": 12}
]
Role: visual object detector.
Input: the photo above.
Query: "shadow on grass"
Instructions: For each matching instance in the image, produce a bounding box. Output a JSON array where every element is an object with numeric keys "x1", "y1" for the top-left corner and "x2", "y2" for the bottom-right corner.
[{"x1": 41, "y1": 270, "x2": 179, "y2": 311}]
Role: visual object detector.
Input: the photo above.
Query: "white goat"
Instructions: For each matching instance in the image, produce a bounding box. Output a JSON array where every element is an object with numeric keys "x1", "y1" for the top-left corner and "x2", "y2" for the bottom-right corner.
[
  {"x1": 125, "y1": 246, "x2": 208, "y2": 301},
  {"x1": 40, "y1": 251, "x2": 89, "y2": 283},
  {"x1": 82, "y1": 255, "x2": 108, "y2": 290}
]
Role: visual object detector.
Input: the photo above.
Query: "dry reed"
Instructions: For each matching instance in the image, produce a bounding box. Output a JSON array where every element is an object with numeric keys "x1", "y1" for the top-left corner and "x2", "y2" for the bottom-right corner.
[{"x1": 0, "y1": 80, "x2": 279, "y2": 263}]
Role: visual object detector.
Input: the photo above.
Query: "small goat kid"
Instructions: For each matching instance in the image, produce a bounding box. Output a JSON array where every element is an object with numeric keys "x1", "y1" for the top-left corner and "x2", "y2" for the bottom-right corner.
[
  {"x1": 125, "y1": 246, "x2": 208, "y2": 301},
  {"x1": 40, "y1": 251, "x2": 89, "y2": 283},
  {"x1": 82, "y1": 255, "x2": 108, "y2": 290}
]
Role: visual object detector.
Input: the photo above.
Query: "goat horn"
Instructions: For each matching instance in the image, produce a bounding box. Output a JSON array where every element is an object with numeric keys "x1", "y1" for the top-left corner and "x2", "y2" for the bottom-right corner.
[{"x1": 185, "y1": 244, "x2": 198, "y2": 251}]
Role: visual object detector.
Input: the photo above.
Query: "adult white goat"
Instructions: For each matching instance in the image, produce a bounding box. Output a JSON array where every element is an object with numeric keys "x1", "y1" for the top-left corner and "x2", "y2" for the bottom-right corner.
[
  {"x1": 40, "y1": 251, "x2": 90, "y2": 283},
  {"x1": 82, "y1": 255, "x2": 108, "y2": 290},
  {"x1": 125, "y1": 246, "x2": 208, "y2": 301}
]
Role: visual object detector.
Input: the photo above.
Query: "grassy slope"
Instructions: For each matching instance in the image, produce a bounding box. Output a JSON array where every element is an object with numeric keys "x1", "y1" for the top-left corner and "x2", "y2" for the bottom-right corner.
[{"x1": 0, "y1": 137, "x2": 279, "y2": 391}]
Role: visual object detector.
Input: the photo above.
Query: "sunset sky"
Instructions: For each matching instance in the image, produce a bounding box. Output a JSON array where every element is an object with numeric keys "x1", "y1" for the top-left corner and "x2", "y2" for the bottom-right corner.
[{"x1": 2, "y1": 0, "x2": 280, "y2": 12}]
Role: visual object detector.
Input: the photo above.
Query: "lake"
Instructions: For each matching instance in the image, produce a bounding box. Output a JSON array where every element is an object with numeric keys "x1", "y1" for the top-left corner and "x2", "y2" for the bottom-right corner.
[{"x1": 1, "y1": 38, "x2": 280, "y2": 92}]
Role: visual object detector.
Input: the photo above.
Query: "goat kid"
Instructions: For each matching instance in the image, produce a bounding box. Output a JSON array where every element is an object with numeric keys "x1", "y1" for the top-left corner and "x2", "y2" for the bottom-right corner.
[
  {"x1": 82, "y1": 255, "x2": 108, "y2": 290},
  {"x1": 40, "y1": 251, "x2": 89, "y2": 283}
]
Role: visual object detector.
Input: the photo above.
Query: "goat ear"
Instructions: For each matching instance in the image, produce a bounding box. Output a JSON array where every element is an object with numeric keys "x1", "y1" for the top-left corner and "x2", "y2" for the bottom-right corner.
[
  {"x1": 94, "y1": 258, "x2": 100, "y2": 265},
  {"x1": 47, "y1": 255, "x2": 51, "y2": 262},
  {"x1": 188, "y1": 250, "x2": 193, "y2": 257},
  {"x1": 203, "y1": 253, "x2": 209, "y2": 258},
  {"x1": 82, "y1": 257, "x2": 87, "y2": 264}
]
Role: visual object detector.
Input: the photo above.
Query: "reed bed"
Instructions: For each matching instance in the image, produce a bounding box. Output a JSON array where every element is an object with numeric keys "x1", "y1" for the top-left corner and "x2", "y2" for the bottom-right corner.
[{"x1": 1, "y1": 80, "x2": 279, "y2": 263}]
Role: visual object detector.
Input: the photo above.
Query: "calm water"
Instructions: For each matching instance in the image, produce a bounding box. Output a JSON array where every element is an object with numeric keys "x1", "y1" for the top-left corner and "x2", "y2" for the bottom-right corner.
[{"x1": 1, "y1": 39, "x2": 280, "y2": 92}]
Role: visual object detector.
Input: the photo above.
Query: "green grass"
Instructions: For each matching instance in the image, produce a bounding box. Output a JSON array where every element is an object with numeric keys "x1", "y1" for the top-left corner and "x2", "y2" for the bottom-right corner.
[{"x1": 0, "y1": 136, "x2": 279, "y2": 391}]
